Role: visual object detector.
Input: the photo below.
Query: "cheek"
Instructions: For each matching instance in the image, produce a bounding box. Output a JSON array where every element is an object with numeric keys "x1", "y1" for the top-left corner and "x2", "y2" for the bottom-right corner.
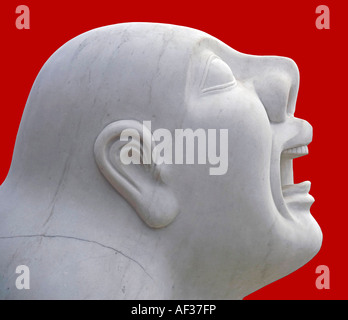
[
  {"x1": 186, "y1": 89, "x2": 274, "y2": 204},
  {"x1": 215, "y1": 118, "x2": 273, "y2": 220},
  {"x1": 211, "y1": 90, "x2": 273, "y2": 185}
]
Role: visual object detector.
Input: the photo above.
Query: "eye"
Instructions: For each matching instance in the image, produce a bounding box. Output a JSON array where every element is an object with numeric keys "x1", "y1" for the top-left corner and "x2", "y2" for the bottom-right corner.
[{"x1": 201, "y1": 56, "x2": 236, "y2": 93}]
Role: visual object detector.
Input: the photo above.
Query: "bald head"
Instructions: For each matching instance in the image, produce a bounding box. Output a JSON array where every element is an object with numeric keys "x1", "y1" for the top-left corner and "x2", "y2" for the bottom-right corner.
[{"x1": 0, "y1": 23, "x2": 321, "y2": 299}]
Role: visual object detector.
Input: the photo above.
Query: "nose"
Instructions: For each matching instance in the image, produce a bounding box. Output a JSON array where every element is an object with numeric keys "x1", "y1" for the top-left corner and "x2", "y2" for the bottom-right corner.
[{"x1": 252, "y1": 57, "x2": 300, "y2": 124}]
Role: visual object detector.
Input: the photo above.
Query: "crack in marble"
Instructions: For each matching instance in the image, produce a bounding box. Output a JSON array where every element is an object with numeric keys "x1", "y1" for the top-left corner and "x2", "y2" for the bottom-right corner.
[{"x1": 0, "y1": 234, "x2": 153, "y2": 280}]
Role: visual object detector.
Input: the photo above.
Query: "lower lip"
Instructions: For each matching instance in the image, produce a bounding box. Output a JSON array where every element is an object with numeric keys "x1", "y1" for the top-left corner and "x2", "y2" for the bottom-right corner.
[{"x1": 282, "y1": 181, "x2": 314, "y2": 211}]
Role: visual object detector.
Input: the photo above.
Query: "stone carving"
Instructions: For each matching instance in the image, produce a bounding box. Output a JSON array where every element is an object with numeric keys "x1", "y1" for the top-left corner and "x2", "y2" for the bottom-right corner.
[{"x1": 0, "y1": 23, "x2": 322, "y2": 299}]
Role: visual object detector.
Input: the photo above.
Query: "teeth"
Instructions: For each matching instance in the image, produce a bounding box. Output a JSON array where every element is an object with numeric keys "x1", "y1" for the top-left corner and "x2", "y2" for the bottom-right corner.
[{"x1": 283, "y1": 145, "x2": 308, "y2": 158}]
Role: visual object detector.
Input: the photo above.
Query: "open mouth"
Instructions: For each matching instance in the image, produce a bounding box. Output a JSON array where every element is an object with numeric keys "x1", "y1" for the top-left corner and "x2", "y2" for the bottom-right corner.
[{"x1": 274, "y1": 143, "x2": 314, "y2": 218}]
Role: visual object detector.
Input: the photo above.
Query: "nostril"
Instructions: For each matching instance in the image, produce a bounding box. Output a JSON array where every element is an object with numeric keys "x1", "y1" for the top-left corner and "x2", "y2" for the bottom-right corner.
[
  {"x1": 254, "y1": 71, "x2": 292, "y2": 123},
  {"x1": 252, "y1": 56, "x2": 300, "y2": 123}
]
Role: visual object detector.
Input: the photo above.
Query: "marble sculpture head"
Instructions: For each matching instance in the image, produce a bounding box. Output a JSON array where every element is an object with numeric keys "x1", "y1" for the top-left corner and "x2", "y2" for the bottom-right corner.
[{"x1": 0, "y1": 23, "x2": 322, "y2": 299}]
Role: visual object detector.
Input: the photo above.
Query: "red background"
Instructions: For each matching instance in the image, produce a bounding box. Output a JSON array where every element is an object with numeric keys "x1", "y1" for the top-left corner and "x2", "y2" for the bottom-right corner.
[{"x1": 0, "y1": 1, "x2": 346, "y2": 299}]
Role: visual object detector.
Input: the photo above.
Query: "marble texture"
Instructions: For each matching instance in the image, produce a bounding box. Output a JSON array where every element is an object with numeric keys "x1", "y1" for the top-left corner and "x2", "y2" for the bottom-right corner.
[{"x1": 0, "y1": 23, "x2": 322, "y2": 299}]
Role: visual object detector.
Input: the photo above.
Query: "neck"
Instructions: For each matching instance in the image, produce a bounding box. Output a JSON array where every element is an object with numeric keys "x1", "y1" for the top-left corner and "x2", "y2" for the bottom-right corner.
[{"x1": 0, "y1": 168, "x2": 251, "y2": 299}]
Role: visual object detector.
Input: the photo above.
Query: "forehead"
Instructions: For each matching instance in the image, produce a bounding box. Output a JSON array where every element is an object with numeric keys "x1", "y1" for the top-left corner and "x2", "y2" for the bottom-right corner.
[
  {"x1": 110, "y1": 23, "x2": 240, "y2": 93},
  {"x1": 106, "y1": 23, "x2": 254, "y2": 124},
  {"x1": 90, "y1": 24, "x2": 232, "y2": 123},
  {"x1": 52, "y1": 23, "x2": 286, "y2": 129},
  {"x1": 109, "y1": 23, "x2": 235, "y2": 77}
]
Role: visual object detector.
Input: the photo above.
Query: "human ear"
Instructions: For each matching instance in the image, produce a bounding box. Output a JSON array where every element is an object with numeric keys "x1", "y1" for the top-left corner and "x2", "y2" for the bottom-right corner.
[{"x1": 94, "y1": 120, "x2": 179, "y2": 228}]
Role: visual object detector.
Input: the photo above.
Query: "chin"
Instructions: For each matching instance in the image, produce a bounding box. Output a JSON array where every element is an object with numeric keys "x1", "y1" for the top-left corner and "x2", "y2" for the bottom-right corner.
[{"x1": 278, "y1": 209, "x2": 323, "y2": 277}]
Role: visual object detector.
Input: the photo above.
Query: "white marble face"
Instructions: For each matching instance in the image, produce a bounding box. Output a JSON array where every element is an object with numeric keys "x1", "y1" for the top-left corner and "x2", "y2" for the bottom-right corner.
[
  {"x1": 156, "y1": 28, "x2": 323, "y2": 291},
  {"x1": 0, "y1": 23, "x2": 322, "y2": 299}
]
